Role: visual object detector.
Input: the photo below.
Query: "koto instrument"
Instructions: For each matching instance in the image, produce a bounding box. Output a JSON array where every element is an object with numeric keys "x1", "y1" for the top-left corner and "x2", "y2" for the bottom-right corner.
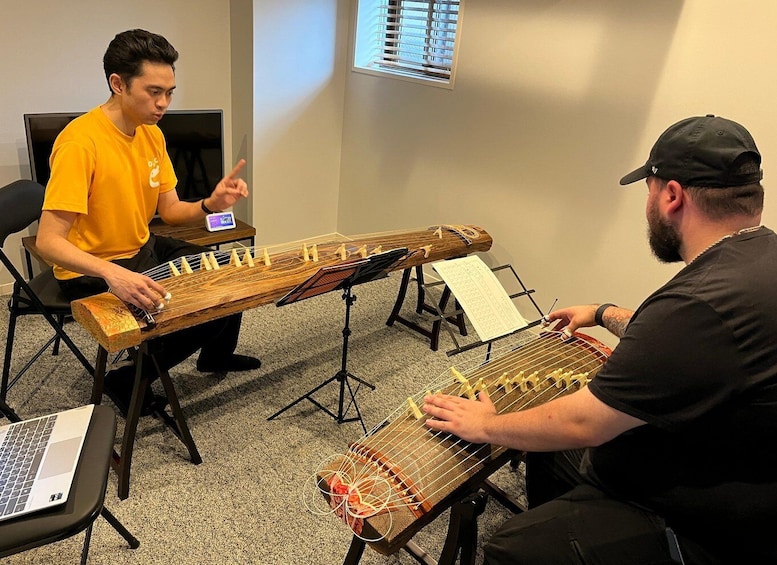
[
  {"x1": 306, "y1": 330, "x2": 611, "y2": 556},
  {"x1": 71, "y1": 224, "x2": 491, "y2": 353}
]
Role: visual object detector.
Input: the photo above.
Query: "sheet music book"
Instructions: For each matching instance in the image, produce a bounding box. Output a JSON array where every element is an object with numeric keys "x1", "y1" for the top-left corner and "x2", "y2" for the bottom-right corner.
[{"x1": 432, "y1": 255, "x2": 527, "y2": 342}]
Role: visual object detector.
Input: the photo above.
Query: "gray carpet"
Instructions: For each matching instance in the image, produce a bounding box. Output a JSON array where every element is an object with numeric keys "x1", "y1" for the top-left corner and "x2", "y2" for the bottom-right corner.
[{"x1": 0, "y1": 275, "x2": 524, "y2": 564}]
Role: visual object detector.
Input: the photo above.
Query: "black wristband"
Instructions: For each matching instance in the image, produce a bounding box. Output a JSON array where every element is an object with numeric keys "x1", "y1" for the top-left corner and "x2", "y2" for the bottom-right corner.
[
  {"x1": 595, "y1": 303, "x2": 616, "y2": 327},
  {"x1": 200, "y1": 199, "x2": 216, "y2": 214}
]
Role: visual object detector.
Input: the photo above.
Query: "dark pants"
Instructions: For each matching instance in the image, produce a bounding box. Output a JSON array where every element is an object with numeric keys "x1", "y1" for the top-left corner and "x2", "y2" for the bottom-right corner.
[
  {"x1": 484, "y1": 452, "x2": 720, "y2": 565},
  {"x1": 60, "y1": 235, "x2": 243, "y2": 379}
]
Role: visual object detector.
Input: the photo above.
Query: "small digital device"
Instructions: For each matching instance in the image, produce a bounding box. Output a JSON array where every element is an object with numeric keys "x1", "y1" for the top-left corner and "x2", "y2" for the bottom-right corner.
[{"x1": 205, "y1": 211, "x2": 236, "y2": 232}]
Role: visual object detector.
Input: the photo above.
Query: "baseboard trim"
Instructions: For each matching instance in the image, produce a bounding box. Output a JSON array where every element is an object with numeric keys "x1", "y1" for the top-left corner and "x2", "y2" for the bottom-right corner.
[{"x1": 0, "y1": 282, "x2": 14, "y2": 296}]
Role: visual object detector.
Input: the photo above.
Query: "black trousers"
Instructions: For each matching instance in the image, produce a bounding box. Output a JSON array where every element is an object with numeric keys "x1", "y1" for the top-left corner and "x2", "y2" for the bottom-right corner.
[
  {"x1": 484, "y1": 452, "x2": 721, "y2": 565},
  {"x1": 60, "y1": 235, "x2": 243, "y2": 379}
]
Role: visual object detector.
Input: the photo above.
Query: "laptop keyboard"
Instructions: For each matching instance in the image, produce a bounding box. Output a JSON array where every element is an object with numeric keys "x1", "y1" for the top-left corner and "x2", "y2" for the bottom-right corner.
[{"x1": 0, "y1": 414, "x2": 57, "y2": 517}]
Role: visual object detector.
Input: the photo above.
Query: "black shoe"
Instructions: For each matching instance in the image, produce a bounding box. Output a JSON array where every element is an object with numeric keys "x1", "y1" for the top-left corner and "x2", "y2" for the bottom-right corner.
[
  {"x1": 103, "y1": 366, "x2": 167, "y2": 418},
  {"x1": 196, "y1": 354, "x2": 261, "y2": 373}
]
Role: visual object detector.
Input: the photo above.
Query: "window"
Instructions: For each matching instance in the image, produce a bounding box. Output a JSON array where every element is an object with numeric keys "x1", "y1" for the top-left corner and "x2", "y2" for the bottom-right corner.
[{"x1": 353, "y1": 0, "x2": 463, "y2": 87}]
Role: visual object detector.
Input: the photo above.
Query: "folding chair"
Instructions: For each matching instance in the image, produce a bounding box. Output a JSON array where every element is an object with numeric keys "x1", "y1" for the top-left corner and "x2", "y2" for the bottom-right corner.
[
  {"x1": 0, "y1": 180, "x2": 94, "y2": 399},
  {"x1": 0, "y1": 399, "x2": 140, "y2": 562}
]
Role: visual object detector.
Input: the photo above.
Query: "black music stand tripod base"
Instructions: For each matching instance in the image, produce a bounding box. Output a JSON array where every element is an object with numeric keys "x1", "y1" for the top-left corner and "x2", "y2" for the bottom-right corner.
[
  {"x1": 268, "y1": 286, "x2": 375, "y2": 434},
  {"x1": 268, "y1": 248, "x2": 407, "y2": 434}
]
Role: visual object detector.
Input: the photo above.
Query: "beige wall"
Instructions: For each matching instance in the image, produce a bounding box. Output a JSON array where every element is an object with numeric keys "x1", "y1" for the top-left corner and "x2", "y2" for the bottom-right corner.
[
  {"x1": 248, "y1": 0, "x2": 348, "y2": 246},
  {"x1": 230, "y1": 0, "x2": 256, "y2": 226},
  {"x1": 337, "y1": 0, "x2": 777, "y2": 346}
]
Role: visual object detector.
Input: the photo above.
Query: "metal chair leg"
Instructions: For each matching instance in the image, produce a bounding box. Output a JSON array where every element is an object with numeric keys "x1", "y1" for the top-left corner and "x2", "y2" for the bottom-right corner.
[
  {"x1": 101, "y1": 507, "x2": 140, "y2": 549},
  {"x1": 79, "y1": 523, "x2": 94, "y2": 565},
  {"x1": 79, "y1": 507, "x2": 140, "y2": 564},
  {"x1": 666, "y1": 527, "x2": 686, "y2": 565}
]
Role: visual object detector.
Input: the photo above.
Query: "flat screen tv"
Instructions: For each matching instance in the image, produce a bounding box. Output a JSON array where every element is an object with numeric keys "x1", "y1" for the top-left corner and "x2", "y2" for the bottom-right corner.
[{"x1": 23, "y1": 109, "x2": 224, "y2": 202}]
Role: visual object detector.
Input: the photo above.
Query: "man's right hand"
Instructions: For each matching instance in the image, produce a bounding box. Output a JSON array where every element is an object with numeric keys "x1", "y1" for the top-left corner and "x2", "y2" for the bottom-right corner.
[
  {"x1": 37, "y1": 210, "x2": 168, "y2": 311},
  {"x1": 105, "y1": 264, "x2": 169, "y2": 312}
]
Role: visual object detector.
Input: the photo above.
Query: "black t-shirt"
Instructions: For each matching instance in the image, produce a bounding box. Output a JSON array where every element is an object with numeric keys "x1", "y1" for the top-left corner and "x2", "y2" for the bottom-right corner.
[{"x1": 585, "y1": 227, "x2": 777, "y2": 559}]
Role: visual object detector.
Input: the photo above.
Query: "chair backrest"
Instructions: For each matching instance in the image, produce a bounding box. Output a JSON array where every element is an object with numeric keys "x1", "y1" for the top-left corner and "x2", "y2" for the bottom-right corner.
[{"x1": 0, "y1": 180, "x2": 45, "y2": 247}]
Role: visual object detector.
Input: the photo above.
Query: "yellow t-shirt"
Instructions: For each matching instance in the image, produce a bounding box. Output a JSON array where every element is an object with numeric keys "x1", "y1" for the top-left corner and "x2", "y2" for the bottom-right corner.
[{"x1": 43, "y1": 106, "x2": 177, "y2": 280}]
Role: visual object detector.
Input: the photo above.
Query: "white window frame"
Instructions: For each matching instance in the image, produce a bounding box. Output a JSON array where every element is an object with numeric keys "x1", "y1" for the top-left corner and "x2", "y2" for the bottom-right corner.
[{"x1": 352, "y1": 0, "x2": 464, "y2": 89}]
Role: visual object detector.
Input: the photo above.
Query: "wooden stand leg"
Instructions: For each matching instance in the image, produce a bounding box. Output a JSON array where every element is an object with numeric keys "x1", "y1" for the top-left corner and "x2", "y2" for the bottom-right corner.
[
  {"x1": 342, "y1": 536, "x2": 367, "y2": 565},
  {"x1": 414, "y1": 265, "x2": 426, "y2": 313},
  {"x1": 386, "y1": 268, "x2": 441, "y2": 350},
  {"x1": 437, "y1": 490, "x2": 489, "y2": 565},
  {"x1": 151, "y1": 357, "x2": 202, "y2": 465},
  {"x1": 387, "y1": 266, "x2": 468, "y2": 352},
  {"x1": 344, "y1": 489, "x2": 491, "y2": 565},
  {"x1": 386, "y1": 267, "x2": 413, "y2": 328},
  {"x1": 90, "y1": 347, "x2": 108, "y2": 405},
  {"x1": 106, "y1": 343, "x2": 201, "y2": 500},
  {"x1": 115, "y1": 355, "x2": 148, "y2": 500}
]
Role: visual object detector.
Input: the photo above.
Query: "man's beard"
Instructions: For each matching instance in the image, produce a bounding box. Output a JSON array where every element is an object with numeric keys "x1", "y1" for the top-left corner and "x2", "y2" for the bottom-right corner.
[{"x1": 647, "y1": 205, "x2": 683, "y2": 263}]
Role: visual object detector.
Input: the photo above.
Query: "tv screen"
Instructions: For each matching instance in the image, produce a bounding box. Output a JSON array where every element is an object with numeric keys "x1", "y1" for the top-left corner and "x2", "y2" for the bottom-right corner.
[
  {"x1": 24, "y1": 112, "x2": 80, "y2": 186},
  {"x1": 23, "y1": 109, "x2": 224, "y2": 202},
  {"x1": 158, "y1": 110, "x2": 224, "y2": 202}
]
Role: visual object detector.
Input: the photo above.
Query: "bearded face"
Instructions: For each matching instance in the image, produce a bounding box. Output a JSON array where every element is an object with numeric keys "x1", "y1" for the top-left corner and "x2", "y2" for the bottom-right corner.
[{"x1": 647, "y1": 198, "x2": 683, "y2": 263}]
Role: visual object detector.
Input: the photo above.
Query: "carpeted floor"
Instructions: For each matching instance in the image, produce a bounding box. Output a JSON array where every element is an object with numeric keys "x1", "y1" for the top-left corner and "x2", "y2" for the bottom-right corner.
[{"x1": 0, "y1": 274, "x2": 525, "y2": 564}]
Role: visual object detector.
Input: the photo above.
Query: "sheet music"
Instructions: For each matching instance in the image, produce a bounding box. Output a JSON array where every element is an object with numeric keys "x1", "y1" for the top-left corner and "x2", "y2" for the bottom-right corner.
[{"x1": 432, "y1": 255, "x2": 527, "y2": 342}]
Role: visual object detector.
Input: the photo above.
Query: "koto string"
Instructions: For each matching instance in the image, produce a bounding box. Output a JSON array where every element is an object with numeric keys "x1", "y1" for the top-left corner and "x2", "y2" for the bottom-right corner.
[
  {"x1": 77, "y1": 224, "x2": 493, "y2": 354},
  {"x1": 113, "y1": 224, "x2": 489, "y2": 326},
  {"x1": 344, "y1": 337, "x2": 600, "y2": 511},
  {"x1": 345, "y1": 344, "x2": 598, "y2": 510},
  {"x1": 302, "y1": 454, "x2": 396, "y2": 543},
  {"x1": 138, "y1": 224, "x2": 482, "y2": 286},
  {"x1": 307, "y1": 332, "x2": 601, "y2": 539},
  {"x1": 306, "y1": 330, "x2": 609, "y2": 541},
  {"x1": 130, "y1": 244, "x2": 423, "y2": 321}
]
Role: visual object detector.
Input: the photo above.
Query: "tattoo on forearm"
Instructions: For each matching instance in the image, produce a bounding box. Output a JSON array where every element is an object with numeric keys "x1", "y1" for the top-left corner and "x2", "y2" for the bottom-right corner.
[{"x1": 603, "y1": 307, "x2": 631, "y2": 338}]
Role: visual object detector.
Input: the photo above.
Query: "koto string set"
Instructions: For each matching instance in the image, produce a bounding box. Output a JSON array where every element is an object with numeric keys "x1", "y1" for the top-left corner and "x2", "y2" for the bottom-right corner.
[{"x1": 304, "y1": 329, "x2": 611, "y2": 555}]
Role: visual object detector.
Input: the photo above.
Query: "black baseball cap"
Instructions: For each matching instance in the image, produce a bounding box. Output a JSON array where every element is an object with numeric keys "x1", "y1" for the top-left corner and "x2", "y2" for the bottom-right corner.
[{"x1": 619, "y1": 115, "x2": 763, "y2": 187}]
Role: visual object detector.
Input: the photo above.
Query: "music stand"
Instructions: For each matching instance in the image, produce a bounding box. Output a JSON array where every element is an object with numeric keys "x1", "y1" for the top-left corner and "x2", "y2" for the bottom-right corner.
[{"x1": 268, "y1": 247, "x2": 409, "y2": 433}]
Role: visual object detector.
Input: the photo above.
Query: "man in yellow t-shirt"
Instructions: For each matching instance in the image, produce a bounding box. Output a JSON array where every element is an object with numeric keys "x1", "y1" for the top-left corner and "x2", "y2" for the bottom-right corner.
[
  {"x1": 36, "y1": 29, "x2": 260, "y2": 416},
  {"x1": 45, "y1": 104, "x2": 176, "y2": 281}
]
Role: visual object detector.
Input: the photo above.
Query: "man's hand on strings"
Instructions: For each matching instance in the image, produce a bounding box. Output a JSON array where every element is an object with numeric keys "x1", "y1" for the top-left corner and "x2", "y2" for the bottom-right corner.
[
  {"x1": 546, "y1": 304, "x2": 634, "y2": 339},
  {"x1": 208, "y1": 159, "x2": 250, "y2": 211},
  {"x1": 543, "y1": 304, "x2": 598, "y2": 335},
  {"x1": 105, "y1": 265, "x2": 169, "y2": 312},
  {"x1": 423, "y1": 390, "x2": 497, "y2": 444}
]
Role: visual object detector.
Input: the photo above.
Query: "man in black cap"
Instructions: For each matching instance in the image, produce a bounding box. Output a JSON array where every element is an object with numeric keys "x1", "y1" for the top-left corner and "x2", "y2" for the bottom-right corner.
[{"x1": 423, "y1": 115, "x2": 777, "y2": 563}]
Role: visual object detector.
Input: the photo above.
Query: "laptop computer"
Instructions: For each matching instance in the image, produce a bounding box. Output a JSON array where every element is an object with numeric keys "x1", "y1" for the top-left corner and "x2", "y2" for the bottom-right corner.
[{"x1": 0, "y1": 404, "x2": 94, "y2": 522}]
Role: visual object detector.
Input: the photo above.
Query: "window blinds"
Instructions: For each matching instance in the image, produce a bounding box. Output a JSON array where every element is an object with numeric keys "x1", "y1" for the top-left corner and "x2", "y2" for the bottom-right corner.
[{"x1": 371, "y1": 1, "x2": 461, "y2": 81}]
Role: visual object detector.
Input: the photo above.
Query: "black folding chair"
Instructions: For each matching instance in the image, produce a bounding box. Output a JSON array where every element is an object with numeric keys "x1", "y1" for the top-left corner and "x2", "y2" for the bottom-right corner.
[
  {"x1": 0, "y1": 180, "x2": 94, "y2": 399},
  {"x1": 0, "y1": 399, "x2": 139, "y2": 562}
]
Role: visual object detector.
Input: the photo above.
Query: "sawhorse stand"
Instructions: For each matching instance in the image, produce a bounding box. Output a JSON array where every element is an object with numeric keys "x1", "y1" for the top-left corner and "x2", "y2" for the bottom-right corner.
[
  {"x1": 342, "y1": 485, "x2": 521, "y2": 565},
  {"x1": 386, "y1": 265, "x2": 468, "y2": 351},
  {"x1": 91, "y1": 341, "x2": 202, "y2": 500}
]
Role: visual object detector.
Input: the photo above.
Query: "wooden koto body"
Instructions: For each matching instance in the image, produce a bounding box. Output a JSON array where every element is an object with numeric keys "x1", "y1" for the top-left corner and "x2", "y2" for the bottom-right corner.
[
  {"x1": 313, "y1": 331, "x2": 611, "y2": 555},
  {"x1": 70, "y1": 224, "x2": 491, "y2": 353}
]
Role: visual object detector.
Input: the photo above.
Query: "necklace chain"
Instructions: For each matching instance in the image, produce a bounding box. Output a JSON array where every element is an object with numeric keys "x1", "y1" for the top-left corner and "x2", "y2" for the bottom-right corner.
[{"x1": 689, "y1": 225, "x2": 763, "y2": 264}]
